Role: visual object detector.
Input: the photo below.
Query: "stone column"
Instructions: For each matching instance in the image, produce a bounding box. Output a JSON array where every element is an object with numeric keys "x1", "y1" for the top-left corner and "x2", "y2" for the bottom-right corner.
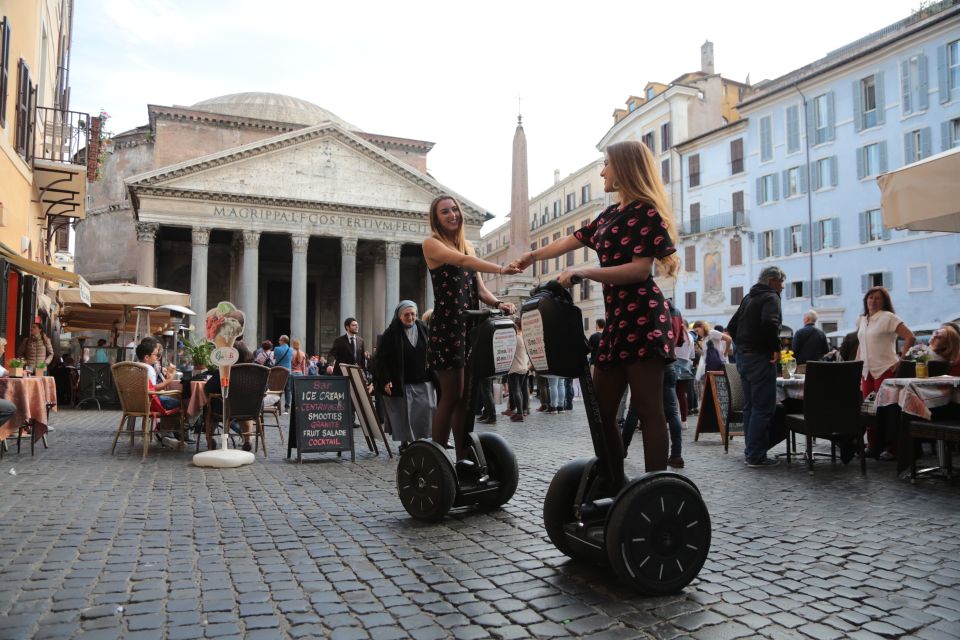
[
  {"x1": 373, "y1": 249, "x2": 386, "y2": 336},
  {"x1": 424, "y1": 266, "x2": 434, "y2": 312},
  {"x1": 339, "y1": 237, "x2": 358, "y2": 325},
  {"x1": 241, "y1": 230, "x2": 261, "y2": 344},
  {"x1": 135, "y1": 222, "x2": 158, "y2": 287},
  {"x1": 190, "y1": 227, "x2": 210, "y2": 335},
  {"x1": 384, "y1": 242, "x2": 401, "y2": 328},
  {"x1": 290, "y1": 234, "x2": 309, "y2": 344}
]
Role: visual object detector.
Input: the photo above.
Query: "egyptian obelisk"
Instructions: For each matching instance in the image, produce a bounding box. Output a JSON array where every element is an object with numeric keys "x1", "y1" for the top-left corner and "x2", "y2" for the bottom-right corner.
[{"x1": 501, "y1": 114, "x2": 536, "y2": 301}]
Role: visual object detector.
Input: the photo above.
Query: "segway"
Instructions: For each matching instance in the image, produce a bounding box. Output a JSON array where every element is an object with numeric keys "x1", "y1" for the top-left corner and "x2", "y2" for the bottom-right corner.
[
  {"x1": 396, "y1": 308, "x2": 520, "y2": 521},
  {"x1": 524, "y1": 280, "x2": 711, "y2": 595}
]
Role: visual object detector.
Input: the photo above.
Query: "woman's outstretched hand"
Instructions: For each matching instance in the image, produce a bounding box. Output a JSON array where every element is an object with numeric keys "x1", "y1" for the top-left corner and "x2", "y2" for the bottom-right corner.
[
  {"x1": 501, "y1": 263, "x2": 522, "y2": 275},
  {"x1": 509, "y1": 252, "x2": 534, "y2": 271}
]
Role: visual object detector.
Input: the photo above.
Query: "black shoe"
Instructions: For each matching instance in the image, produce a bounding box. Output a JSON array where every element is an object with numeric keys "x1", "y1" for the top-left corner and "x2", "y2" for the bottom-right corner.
[
  {"x1": 455, "y1": 459, "x2": 478, "y2": 482},
  {"x1": 839, "y1": 439, "x2": 856, "y2": 464},
  {"x1": 242, "y1": 442, "x2": 252, "y2": 452}
]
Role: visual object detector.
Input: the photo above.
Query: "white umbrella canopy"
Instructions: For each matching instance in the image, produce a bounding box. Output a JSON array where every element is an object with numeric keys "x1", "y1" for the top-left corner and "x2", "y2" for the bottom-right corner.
[
  {"x1": 57, "y1": 283, "x2": 193, "y2": 334},
  {"x1": 878, "y1": 146, "x2": 960, "y2": 233}
]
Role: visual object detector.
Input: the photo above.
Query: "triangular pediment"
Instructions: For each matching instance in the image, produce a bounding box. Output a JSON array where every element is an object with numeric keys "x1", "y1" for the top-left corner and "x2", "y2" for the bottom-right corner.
[{"x1": 126, "y1": 124, "x2": 488, "y2": 223}]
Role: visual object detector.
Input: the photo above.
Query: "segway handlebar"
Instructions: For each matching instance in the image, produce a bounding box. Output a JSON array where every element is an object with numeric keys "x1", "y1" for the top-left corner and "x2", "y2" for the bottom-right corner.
[{"x1": 462, "y1": 308, "x2": 507, "y2": 319}]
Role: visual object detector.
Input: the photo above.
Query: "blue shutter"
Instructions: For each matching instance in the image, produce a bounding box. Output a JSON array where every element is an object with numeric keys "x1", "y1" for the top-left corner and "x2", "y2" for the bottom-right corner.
[
  {"x1": 805, "y1": 100, "x2": 816, "y2": 145},
  {"x1": 942, "y1": 121, "x2": 952, "y2": 152},
  {"x1": 772, "y1": 173, "x2": 780, "y2": 201},
  {"x1": 859, "y1": 211, "x2": 868, "y2": 244},
  {"x1": 875, "y1": 71, "x2": 885, "y2": 125},
  {"x1": 758, "y1": 234, "x2": 766, "y2": 260},
  {"x1": 783, "y1": 226, "x2": 793, "y2": 256},
  {"x1": 787, "y1": 105, "x2": 799, "y2": 153},
  {"x1": 852, "y1": 80, "x2": 863, "y2": 132},
  {"x1": 938, "y1": 45, "x2": 950, "y2": 104},
  {"x1": 904, "y1": 131, "x2": 915, "y2": 164},
  {"x1": 918, "y1": 54, "x2": 929, "y2": 111},
  {"x1": 901, "y1": 60, "x2": 912, "y2": 115},
  {"x1": 826, "y1": 91, "x2": 836, "y2": 141},
  {"x1": 835, "y1": 277, "x2": 842, "y2": 296},
  {"x1": 920, "y1": 127, "x2": 932, "y2": 159},
  {"x1": 755, "y1": 177, "x2": 764, "y2": 205},
  {"x1": 879, "y1": 141, "x2": 888, "y2": 174},
  {"x1": 881, "y1": 212, "x2": 891, "y2": 240},
  {"x1": 856, "y1": 147, "x2": 865, "y2": 180},
  {"x1": 832, "y1": 217, "x2": 841, "y2": 248},
  {"x1": 810, "y1": 161, "x2": 820, "y2": 191},
  {"x1": 830, "y1": 156, "x2": 838, "y2": 186},
  {"x1": 781, "y1": 169, "x2": 790, "y2": 196},
  {"x1": 773, "y1": 229, "x2": 782, "y2": 257},
  {"x1": 861, "y1": 274, "x2": 870, "y2": 293},
  {"x1": 813, "y1": 279, "x2": 821, "y2": 297},
  {"x1": 799, "y1": 164, "x2": 808, "y2": 193},
  {"x1": 812, "y1": 222, "x2": 823, "y2": 251},
  {"x1": 801, "y1": 223, "x2": 810, "y2": 253},
  {"x1": 948, "y1": 264, "x2": 959, "y2": 286},
  {"x1": 883, "y1": 271, "x2": 893, "y2": 290}
]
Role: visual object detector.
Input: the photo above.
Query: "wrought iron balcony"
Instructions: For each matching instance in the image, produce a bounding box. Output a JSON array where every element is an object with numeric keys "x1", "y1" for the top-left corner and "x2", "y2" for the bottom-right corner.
[
  {"x1": 680, "y1": 210, "x2": 747, "y2": 236},
  {"x1": 32, "y1": 106, "x2": 93, "y2": 219}
]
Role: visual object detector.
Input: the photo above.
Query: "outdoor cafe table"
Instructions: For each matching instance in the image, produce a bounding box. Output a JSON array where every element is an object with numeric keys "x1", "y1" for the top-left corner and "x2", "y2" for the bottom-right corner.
[
  {"x1": 186, "y1": 379, "x2": 211, "y2": 421},
  {"x1": 776, "y1": 376, "x2": 805, "y2": 403},
  {"x1": 0, "y1": 375, "x2": 58, "y2": 454}
]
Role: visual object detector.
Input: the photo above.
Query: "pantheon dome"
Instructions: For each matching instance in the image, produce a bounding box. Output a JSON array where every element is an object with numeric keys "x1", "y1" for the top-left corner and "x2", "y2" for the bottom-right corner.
[{"x1": 188, "y1": 92, "x2": 361, "y2": 131}]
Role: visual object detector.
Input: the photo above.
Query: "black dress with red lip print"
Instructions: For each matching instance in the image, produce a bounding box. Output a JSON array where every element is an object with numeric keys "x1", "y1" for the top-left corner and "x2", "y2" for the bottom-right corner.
[
  {"x1": 574, "y1": 200, "x2": 677, "y2": 369},
  {"x1": 427, "y1": 262, "x2": 479, "y2": 370}
]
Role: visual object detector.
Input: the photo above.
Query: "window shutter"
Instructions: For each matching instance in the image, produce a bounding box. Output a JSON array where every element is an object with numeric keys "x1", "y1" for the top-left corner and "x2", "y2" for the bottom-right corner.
[
  {"x1": 781, "y1": 169, "x2": 790, "y2": 195},
  {"x1": 942, "y1": 121, "x2": 951, "y2": 152},
  {"x1": 826, "y1": 91, "x2": 836, "y2": 141},
  {"x1": 799, "y1": 164, "x2": 808, "y2": 193},
  {"x1": 812, "y1": 223, "x2": 823, "y2": 251},
  {"x1": 0, "y1": 17, "x2": 9, "y2": 128},
  {"x1": 783, "y1": 227, "x2": 793, "y2": 256},
  {"x1": 920, "y1": 127, "x2": 932, "y2": 159},
  {"x1": 881, "y1": 213, "x2": 891, "y2": 240},
  {"x1": 813, "y1": 279, "x2": 822, "y2": 297},
  {"x1": 773, "y1": 229, "x2": 782, "y2": 257},
  {"x1": 772, "y1": 174, "x2": 780, "y2": 201},
  {"x1": 901, "y1": 60, "x2": 912, "y2": 115},
  {"x1": 805, "y1": 100, "x2": 816, "y2": 144},
  {"x1": 829, "y1": 156, "x2": 838, "y2": 186},
  {"x1": 856, "y1": 147, "x2": 865, "y2": 180},
  {"x1": 861, "y1": 274, "x2": 870, "y2": 293},
  {"x1": 831, "y1": 217, "x2": 841, "y2": 248},
  {"x1": 801, "y1": 223, "x2": 810, "y2": 252},
  {"x1": 758, "y1": 237, "x2": 765, "y2": 260},
  {"x1": 918, "y1": 53, "x2": 929, "y2": 111},
  {"x1": 859, "y1": 211, "x2": 868, "y2": 244},
  {"x1": 835, "y1": 277, "x2": 842, "y2": 296},
  {"x1": 786, "y1": 105, "x2": 799, "y2": 153},
  {"x1": 852, "y1": 80, "x2": 863, "y2": 132},
  {"x1": 756, "y1": 177, "x2": 764, "y2": 205},
  {"x1": 875, "y1": 71, "x2": 885, "y2": 125},
  {"x1": 879, "y1": 141, "x2": 888, "y2": 174},
  {"x1": 948, "y1": 264, "x2": 959, "y2": 286},
  {"x1": 904, "y1": 131, "x2": 915, "y2": 164},
  {"x1": 938, "y1": 45, "x2": 950, "y2": 104},
  {"x1": 810, "y1": 162, "x2": 820, "y2": 191},
  {"x1": 883, "y1": 271, "x2": 893, "y2": 290}
]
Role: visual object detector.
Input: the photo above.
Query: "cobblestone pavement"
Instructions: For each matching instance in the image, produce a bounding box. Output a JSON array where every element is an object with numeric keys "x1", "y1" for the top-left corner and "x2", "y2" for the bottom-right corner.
[{"x1": 1, "y1": 400, "x2": 958, "y2": 640}]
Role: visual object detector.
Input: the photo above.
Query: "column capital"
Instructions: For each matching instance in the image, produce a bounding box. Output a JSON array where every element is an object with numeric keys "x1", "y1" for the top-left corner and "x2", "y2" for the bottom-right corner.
[
  {"x1": 242, "y1": 230, "x2": 261, "y2": 249},
  {"x1": 191, "y1": 226, "x2": 211, "y2": 246},
  {"x1": 136, "y1": 222, "x2": 158, "y2": 243},
  {"x1": 385, "y1": 242, "x2": 402, "y2": 260},
  {"x1": 292, "y1": 233, "x2": 310, "y2": 254},
  {"x1": 340, "y1": 237, "x2": 358, "y2": 256}
]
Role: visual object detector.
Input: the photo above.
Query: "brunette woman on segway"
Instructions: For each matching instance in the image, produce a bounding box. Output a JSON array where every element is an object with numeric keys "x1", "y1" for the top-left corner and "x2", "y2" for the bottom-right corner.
[
  {"x1": 511, "y1": 141, "x2": 710, "y2": 594},
  {"x1": 395, "y1": 195, "x2": 520, "y2": 521}
]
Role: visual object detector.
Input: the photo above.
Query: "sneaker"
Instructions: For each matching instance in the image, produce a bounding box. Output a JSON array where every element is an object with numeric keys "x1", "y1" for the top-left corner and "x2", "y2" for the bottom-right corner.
[
  {"x1": 668, "y1": 456, "x2": 685, "y2": 468},
  {"x1": 161, "y1": 436, "x2": 181, "y2": 449},
  {"x1": 879, "y1": 450, "x2": 896, "y2": 461},
  {"x1": 747, "y1": 458, "x2": 779, "y2": 468}
]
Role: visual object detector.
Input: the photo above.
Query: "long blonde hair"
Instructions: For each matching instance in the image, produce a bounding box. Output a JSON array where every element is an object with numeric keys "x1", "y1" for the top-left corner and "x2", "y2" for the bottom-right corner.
[
  {"x1": 428, "y1": 194, "x2": 473, "y2": 255},
  {"x1": 606, "y1": 140, "x2": 679, "y2": 277}
]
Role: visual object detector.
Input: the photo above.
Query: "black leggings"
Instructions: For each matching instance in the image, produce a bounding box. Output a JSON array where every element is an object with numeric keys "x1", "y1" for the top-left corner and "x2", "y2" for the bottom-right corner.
[{"x1": 593, "y1": 357, "x2": 668, "y2": 485}]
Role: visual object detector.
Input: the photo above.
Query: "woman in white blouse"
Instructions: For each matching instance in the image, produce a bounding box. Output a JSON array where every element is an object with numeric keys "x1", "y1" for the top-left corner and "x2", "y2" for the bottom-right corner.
[{"x1": 856, "y1": 286, "x2": 914, "y2": 459}]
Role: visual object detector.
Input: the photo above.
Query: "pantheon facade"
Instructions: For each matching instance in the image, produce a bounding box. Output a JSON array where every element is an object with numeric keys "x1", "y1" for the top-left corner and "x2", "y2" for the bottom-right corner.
[{"x1": 77, "y1": 93, "x2": 489, "y2": 352}]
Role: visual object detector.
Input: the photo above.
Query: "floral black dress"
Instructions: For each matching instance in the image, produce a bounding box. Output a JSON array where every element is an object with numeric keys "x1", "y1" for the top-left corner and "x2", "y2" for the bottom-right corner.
[
  {"x1": 574, "y1": 200, "x2": 676, "y2": 368},
  {"x1": 427, "y1": 263, "x2": 479, "y2": 370}
]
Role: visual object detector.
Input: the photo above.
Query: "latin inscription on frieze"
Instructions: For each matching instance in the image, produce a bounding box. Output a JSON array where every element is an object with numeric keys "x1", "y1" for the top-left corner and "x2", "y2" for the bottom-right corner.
[{"x1": 213, "y1": 206, "x2": 427, "y2": 235}]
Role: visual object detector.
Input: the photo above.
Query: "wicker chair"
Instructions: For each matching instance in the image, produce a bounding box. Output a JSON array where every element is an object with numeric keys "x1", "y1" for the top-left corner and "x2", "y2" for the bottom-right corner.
[
  {"x1": 261, "y1": 366, "x2": 290, "y2": 445},
  {"x1": 204, "y1": 364, "x2": 271, "y2": 455},
  {"x1": 110, "y1": 362, "x2": 186, "y2": 459}
]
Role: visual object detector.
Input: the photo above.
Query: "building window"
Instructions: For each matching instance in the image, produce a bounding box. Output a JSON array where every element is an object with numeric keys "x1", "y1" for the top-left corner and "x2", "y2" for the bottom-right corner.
[
  {"x1": 819, "y1": 277, "x2": 838, "y2": 297},
  {"x1": 553, "y1": 232, "x2": 561, "y2": 271},
  {"x1": 580, "y1": 279, "x2": 592, "y2": 301},
  {"x1": 760, "y1": 116, "x2": 773, "y2": 162},
  {"x1": 684, "y1": 291, "x2": 696, "y2": 310},
  {"x1": 946, "y1": 117, "x2": 960, "y2": 149},
  {"x1": 905, "y1": 128, "x2": 931, "y2": 163},
  {"x1": 731, "y1": 286, "x2": 744, "y2": 305},
  {"x1": 553, "y1": 201, "x2": 560, "y2": 217},
  {"x1": 859, "y1": 75, "x2": 879, "y2": 129},
  {"x1": 784, "y1": 166, "x2": 802, "y2": 197},
  {"x1": 566, "y1": 226, "x2": 575, "y2": 266},
  {"x1": 581, "y1": 218, "x2": 590, "y2": 262},
  {"x1": 688, "y1": 154, "x2": 700, "y2": 188},
  {"x1": 948, "y1": 263, "x2": 960, "y2": 286},
  {"x1": 901, "y1": 54, "x2": 929, "y2": 115},
  {"x1": 786, "y1": 105, "x2": 800, "y2": 153},
  {"x1": 540, "y1": 238, "x2": 549, "y2": 274},
  {"x1": 583, "y1": 317, "x2": 590, "y2": 331},
  {"x1": 858, "y1": 142, "x2": 886, "y2": 179},
  {"x1": 730, "y1": 235, "x2": 743, "y2": 266},
  {"x1": 684, "y1": 245, "x2": 696, "y2": 272},
  {"x1": 14, "y1": 58, "x2": 34, "y2": 159},
  {"x1": 642, "y1": 131, "x2": 655, "y2": 154},
  {"x1": 822, "y1": 321, "x2": 838, "y2": 334},
  {"x1": 531, "y1": 242, "x2": 538, "y2": 278},
  {"x1": 661, "y1": 122, "x2": 672, "y2": 150},
  {"x1": 581, "y1": 184, "x2": 591, "y2": 203},
  {"x1": 812, "y1": 93, "x2": 833, "y2": 145},
  {"x1": 812, "y1": 156, "x2": 837, "y2": 190},
  {"x1": 863, "y1": 271, "x2": 891, "y2": 291},
  {"x1": 757, "y1": 174, "x2": 778, "y2": 205},
  {"x1": 661, "y1": 158, "x2": 670, "y2": 184},
  {"x1": 541, "y1": 207, "x2": 547, "y2": 226},
  {"x1": 908, "y1": 264, "x2": 931, "y2": 292},
  {"x1": 731, "y1": 190, "x2": 744, "y2": 224},
  {"x1": 0, "y1": 17, "x2": 10, "y2": 128},
  {"x1": 759, "y1": 229, "x2": 778, "y2": 259},
  {"x1": 815, "y1": 218, "x2": 840, "y2": 250},
  {"x1": 789, "y1": 281, "x2": 806, "y2": 299},
  {"x1": 730, "y1": 138, "x2": 744, "y2": 174},
  {"x1": 566, "y1": 193, "x2": 576, "y2": 212},
  {"x1": 860, "y1": 208, "x2": 886, "y2": 243},
  {"x1": 788, "y1": 224, "x2": 804, "y2": 253},
  {"x1": 949, "y1": 39, "x2": 960, "y2": 92}
]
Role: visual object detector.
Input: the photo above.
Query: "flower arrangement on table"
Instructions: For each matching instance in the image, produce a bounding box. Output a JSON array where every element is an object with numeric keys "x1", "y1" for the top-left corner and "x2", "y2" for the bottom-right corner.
[
  {"x1": 779, "y1": 349, "x2": 797, "y2": 378},
  {"x1": 905, "y1": 344, "x2": 933, "y2": 362}
]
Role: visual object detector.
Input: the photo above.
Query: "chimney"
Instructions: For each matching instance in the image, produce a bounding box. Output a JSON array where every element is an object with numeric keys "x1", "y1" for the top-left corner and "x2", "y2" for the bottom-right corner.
[
  {"x1": 701, "y1": 40, "x2": 714, "y2": 74},
  {"x1": 554, "y1": 169, "x2": 560, "y2": 185}
]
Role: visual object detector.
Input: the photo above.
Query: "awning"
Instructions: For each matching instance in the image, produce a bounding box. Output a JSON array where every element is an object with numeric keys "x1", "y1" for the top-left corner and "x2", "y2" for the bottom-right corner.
[
  {"x1": 0, "y1": 241, "x2": 82, "y2": 286},
  {"x1": 878, "y1": 146, "x2": 960, "y2": 233}
]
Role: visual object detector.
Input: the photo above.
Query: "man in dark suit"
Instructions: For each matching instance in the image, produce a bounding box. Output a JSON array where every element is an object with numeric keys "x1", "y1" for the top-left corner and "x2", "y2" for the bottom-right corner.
[{"x1": 326, "y1": 317, "x2": 367, "y2": 376}]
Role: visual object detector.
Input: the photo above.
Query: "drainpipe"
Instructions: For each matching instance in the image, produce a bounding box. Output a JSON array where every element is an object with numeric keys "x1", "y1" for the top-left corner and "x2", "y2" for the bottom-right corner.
[{"x1": 794, "y1": 83, "x2": 815, "y2": 309}]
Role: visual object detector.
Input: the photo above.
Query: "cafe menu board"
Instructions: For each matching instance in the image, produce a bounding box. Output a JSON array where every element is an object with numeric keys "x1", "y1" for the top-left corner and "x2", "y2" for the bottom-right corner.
[{"x1": 289, "y1": 376, "x2": 354, "y2": 462}]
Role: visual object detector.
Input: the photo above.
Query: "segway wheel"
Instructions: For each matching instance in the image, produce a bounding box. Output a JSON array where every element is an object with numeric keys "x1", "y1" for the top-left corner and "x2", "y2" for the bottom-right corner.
[
  {"x1": 476, "y1": 432, "x2": 518, "y2": 508},
  {"x1": 605, "y1": 473, "x2": 711, "y2": 595},
  {"x1": 396, "y1": 442, "x2": 456, "y2": 521},
  {"x1": 543, "y1": 458, "x2": 605, "y2": 562}
]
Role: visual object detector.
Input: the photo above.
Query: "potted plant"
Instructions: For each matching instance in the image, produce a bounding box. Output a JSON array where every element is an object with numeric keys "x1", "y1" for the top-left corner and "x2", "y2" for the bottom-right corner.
[
  {"x1": 183, "y1": 337, "x2": 213, "y2": 371},
  {"x1": 906, "y1": 344, "x2": 933, "y2": 378},
  {"x1": 35, "y1": 361, "x2": 48, "y2": 376},
  {"x1": 8, "y1": 358, "x2": 25, "y2": 378}
]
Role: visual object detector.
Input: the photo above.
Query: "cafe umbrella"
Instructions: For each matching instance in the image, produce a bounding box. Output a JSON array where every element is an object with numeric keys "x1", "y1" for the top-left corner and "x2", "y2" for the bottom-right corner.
[{"x1": 878, "y1": 146, "x2": 960, "y2": 233}]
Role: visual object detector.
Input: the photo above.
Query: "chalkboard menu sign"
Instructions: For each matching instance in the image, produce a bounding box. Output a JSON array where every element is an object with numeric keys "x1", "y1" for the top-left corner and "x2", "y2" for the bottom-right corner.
[
  {"x1": 694, "y1": 372, "x2": 743, "y2": 452},
  {"x1": 289, "y1": 376, "x2": 354, "y2": 462}
]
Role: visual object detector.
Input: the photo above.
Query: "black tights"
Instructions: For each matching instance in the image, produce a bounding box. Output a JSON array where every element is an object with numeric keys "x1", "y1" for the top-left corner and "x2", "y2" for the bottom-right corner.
[
  {"x1": 593, "y1": 358, "x2": 668, "y2": 485},
  {"x1": 433, "y1": 368, "x2": 468, "y2": 459}
]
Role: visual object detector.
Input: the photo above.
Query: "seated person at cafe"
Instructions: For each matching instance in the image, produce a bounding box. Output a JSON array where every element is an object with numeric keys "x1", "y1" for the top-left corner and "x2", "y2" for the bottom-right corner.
[
  {"x1": 203, "y1": 341, "x2": 256, "y2": 452},
  {"x1": 137, "y1": 337, "x2": 180, "y2": 410},
  {"x1": 0, "y1": 399, "x2": 15, "y2": 427},
  {"x1": 930, "y1": 323, "x2": 960, "y2": 376},
  {"x1": 89, "y1": 339, "x2": 110, "y2": 363}
]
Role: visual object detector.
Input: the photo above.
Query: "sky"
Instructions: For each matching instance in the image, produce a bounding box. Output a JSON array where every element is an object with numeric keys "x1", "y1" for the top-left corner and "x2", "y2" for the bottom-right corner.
[{"x1": 70, "y1": 0, "x2": 922, "y2": 233}]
